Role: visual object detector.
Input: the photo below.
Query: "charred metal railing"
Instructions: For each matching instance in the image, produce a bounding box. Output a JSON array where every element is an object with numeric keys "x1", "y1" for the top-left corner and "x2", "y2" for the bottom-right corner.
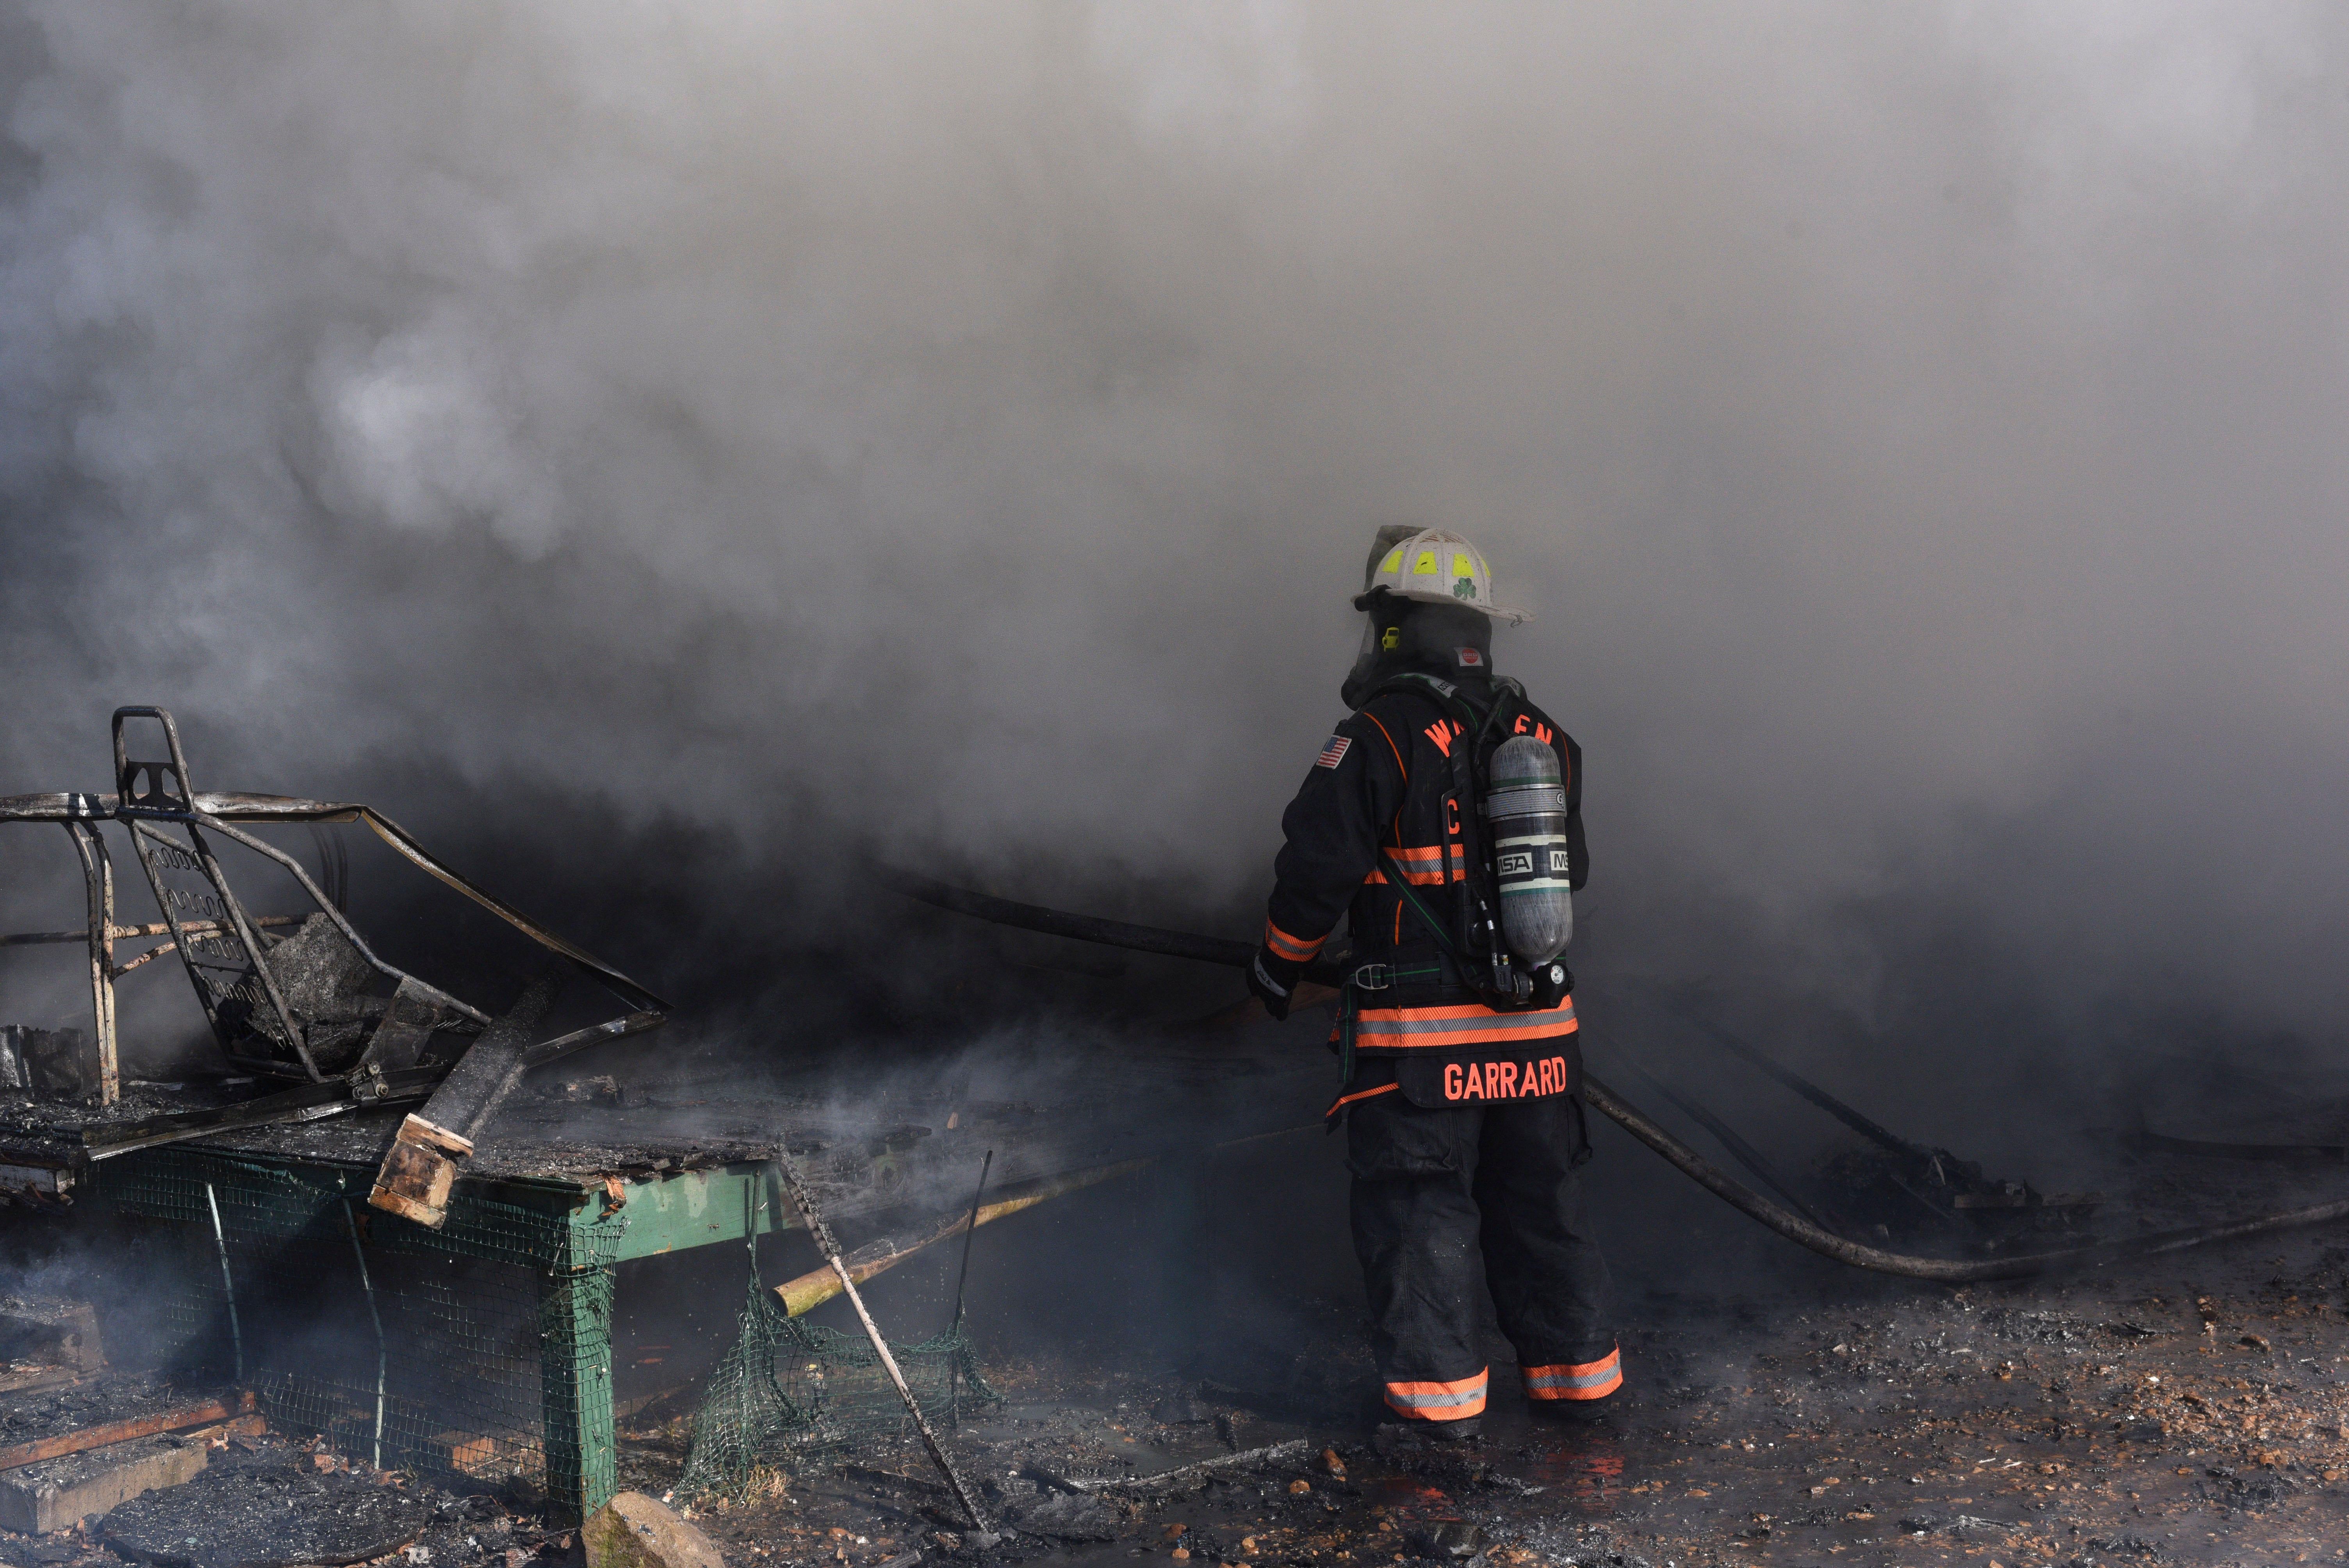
[{"x1": 1, "y1": 709, "x2": 666, "y2": 1144}]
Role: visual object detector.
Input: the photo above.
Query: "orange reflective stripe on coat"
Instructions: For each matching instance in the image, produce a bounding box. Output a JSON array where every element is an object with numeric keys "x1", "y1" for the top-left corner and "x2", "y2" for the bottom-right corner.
[
  {"x1": 1351, "y1": 996, "x2": 1578, "y2": 1049},
  {"x1": 1522, "y1": 1347, "x2": 1620, "y2": 1401},
  {"x1": 1324, "y1": 1080, "x2": 1398, "y2": 1120},
  {"x1": 1264, "y1": 920, "x2": 1327, "y2": 964},
  {"x1": 1362, "y1": 844, "x2": 1461, "y2": 886},
  {"x1": 1384, "y1": 1368, "x2": 1487, "y2": 1421}
]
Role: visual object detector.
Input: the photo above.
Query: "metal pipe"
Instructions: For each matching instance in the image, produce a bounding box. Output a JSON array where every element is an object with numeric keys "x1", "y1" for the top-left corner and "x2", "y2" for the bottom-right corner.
[
  {"x1": 63, "y1": 822, "x2": 118, "y2": 1105},
  {"x1": 1652, "y1": 998, "x2": 1925, "y2": 1157},
  {"x1": 203, "y1": 1182, "x2": 244, "y2": 1383},
  {"x1": 0, "y1": 915, "x2": 299, "y2": 948},
  {"x1": 1615, "y1": 1055, "x2": 1844, "y2": 1237},
  {"x1": 2132, "y1": 1115, "x2": 2349, "y2": 1164},
  {"x1": 109, "y1": 943, "x2": 182, "y2": 978},
  {"x1": 949, "y1": 1149, "x2": 993, "y2": 1331},
  {"x1": 945, "y1": 1149, "x2": 992, "y2": 1425},
  {"x1": 1, "y1": 780, "x2": 667, "y2": 1014},
  {"x1": 343, "y1": 1199, "x2": 387, "y2": 1469},
  {"x1": 877, "y1": 866, "x2": 1346, "y2": 986},
  {"x1": 773, "y1": 1151, "x2": 993, "y2": 1533},
  {"x1": 192, "y1": 815, "x2": 490, "y2": 1026}
]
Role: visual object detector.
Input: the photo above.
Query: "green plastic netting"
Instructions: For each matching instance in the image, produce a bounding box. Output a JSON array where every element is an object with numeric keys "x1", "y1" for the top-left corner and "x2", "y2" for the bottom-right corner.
[
  {"x1": 83, "y1": 1147, "x2": 621, "y2": 1516},
  {"x1": 679, "y1": 1276, "x2": 996, "y2": 1500}
]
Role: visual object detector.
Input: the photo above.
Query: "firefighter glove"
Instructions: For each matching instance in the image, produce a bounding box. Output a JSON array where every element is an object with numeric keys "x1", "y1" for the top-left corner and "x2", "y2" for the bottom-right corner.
[{"x1": 1249, "y1": 946, "x2": 1301, "y2": 1021}]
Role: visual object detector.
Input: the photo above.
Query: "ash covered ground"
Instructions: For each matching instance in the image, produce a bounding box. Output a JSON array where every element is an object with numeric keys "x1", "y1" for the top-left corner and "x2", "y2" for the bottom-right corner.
[
  {"x1": 613, "y1": 1216, "x2": 2349, "y2": 1568},
  {"x1": 9, "y1": 980, "x2": 2349, "y2": 1568},
  {"x1": 576, "y1": 1076, "x2": 2349, "y2": 1568}
]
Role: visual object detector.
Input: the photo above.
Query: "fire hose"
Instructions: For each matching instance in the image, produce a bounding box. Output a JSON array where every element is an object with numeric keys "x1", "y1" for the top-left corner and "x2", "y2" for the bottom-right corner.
[{"x1": 882, "y1": 868, "x2": 2349, "y2": 1283}]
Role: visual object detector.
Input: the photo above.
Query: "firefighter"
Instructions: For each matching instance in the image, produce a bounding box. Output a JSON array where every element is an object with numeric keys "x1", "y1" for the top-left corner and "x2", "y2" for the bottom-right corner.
[{"x1": 1248, "y1": 526, "x2": 1618, "y2": 1438}]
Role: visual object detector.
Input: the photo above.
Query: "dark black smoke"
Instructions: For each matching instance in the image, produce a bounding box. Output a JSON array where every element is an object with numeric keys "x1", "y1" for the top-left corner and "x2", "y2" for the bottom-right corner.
[{"x1": 4, "y1": 4, "x2": 2347, "y2": 1151}]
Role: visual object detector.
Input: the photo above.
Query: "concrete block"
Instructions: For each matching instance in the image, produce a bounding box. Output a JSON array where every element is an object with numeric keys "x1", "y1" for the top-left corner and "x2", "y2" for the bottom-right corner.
[{"x1": 0, "y1": 1436, "x2": 207, "y2": 1534}]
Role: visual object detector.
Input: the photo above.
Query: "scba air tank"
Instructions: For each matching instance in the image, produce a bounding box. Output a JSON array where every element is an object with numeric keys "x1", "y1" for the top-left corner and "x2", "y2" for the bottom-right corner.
[{"x1": 1486, "y1": 734, "x2": 1574, "y2": 963}]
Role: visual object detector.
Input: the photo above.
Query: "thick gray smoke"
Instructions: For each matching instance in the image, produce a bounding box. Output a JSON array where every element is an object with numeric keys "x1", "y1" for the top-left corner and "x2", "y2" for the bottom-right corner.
[{"x1": 4, "y1": 4, "x2": 2347, "y2": 1121}]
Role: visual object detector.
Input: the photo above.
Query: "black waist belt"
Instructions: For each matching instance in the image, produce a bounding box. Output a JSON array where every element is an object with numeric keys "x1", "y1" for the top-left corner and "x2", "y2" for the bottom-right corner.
[{"x1": 1341, "y1": 942, "x2": 1476, "y2": 1004}]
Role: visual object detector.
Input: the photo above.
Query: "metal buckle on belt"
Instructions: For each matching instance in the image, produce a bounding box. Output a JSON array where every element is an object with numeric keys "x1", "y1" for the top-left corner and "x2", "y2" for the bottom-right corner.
[{"x1": 1351, "y1": 963, "x2": 1394, "y2": 991}]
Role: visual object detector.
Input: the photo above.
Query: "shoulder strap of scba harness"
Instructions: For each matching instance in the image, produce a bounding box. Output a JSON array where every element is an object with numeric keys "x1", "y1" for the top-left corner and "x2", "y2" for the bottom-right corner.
[{"x1": 1356, "y1": 671, "x2": 1545, "y2": 1011}]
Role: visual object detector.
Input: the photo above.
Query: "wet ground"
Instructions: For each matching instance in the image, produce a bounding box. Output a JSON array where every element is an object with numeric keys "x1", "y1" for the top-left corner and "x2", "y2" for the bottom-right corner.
[{"x1": 606, "y1": 1210, "x2": 2349, "y2": 1568}]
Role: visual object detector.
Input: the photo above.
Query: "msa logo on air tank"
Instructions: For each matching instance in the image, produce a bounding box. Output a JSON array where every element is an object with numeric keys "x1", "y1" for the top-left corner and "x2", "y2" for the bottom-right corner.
[
  {"x1": 1486, "y1": 733, "x2": 1574, "y2": 962},
  {"x1": 1497, "y1": 849, "x2": 1572, "y2": 876}
]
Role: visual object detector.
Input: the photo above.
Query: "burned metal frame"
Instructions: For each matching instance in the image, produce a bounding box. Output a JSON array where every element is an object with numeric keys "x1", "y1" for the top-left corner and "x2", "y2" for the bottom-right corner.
[{"x1": 1, "y1": 706, "x2": 668, "y2": 1110}]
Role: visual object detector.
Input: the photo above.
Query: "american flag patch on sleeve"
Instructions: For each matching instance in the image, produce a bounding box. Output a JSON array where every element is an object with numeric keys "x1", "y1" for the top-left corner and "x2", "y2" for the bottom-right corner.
[{"x1": 1315, "y1": 735, "x2": 1351, "y2": 769}]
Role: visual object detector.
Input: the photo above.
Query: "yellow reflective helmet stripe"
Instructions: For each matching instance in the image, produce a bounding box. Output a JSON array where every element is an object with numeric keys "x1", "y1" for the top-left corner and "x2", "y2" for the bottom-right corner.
[{"x1": 1356, "y1": 527, "x2": 1529, "y2": 623}]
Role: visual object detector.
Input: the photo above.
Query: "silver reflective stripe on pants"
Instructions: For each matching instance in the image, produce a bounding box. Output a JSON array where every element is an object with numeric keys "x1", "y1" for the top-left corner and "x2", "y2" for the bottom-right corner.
[{"x1": 1526, "y1": 1366, "x2": 1616, "y2": 1392}]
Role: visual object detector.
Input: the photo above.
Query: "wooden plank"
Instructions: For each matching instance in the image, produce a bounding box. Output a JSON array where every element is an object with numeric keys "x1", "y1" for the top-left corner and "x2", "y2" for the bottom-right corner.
[
  {"x1": 0, "y1": 1390, "x2": 253, "y2": 1471},
  {"x1": 773, "y1": 1158, "x2": 1152, "y2": 1316},
  {"x1": 0, "y1": 1367, "x2": 87, "y2": 1398}
]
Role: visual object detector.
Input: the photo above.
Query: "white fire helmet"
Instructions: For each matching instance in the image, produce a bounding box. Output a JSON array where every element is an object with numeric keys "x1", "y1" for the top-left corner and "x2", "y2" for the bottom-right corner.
[{"x1": 1356, "y1": 528, "x2": 1529, "y2": 624}]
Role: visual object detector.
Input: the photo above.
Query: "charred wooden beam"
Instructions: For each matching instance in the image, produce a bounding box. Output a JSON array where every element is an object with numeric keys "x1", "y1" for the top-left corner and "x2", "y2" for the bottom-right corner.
[
  {"x1": 82, "y1": 1066, "x2": 444, "y2": 1162},
  {"x1": 367, "y1": 980, "x2": 556, "y2": 1228},
  {"x1": 0, "y1": 1390, "x2": 255, "y2": 1471}
]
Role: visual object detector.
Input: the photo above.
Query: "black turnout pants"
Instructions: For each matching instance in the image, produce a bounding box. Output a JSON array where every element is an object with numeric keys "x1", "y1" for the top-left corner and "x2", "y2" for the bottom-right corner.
[{"x1": 1347, "y1": 1086, "x2": 1614, "y2": 1413}]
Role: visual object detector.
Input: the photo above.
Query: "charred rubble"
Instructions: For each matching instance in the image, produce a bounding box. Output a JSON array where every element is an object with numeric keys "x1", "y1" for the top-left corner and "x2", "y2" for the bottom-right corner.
[{"x1": 6, "y1": 708, "x2": 2349, "y2": 1566}]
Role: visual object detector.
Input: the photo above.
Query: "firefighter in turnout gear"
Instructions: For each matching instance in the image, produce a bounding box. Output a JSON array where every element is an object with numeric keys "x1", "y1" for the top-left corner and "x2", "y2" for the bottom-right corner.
[{"x1": 1249, "y1": 526, "x2": 1619, "y2": 1436}]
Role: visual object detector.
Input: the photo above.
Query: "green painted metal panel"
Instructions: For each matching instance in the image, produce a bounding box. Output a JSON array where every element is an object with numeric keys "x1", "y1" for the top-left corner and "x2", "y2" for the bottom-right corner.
[{"x1": 605, "y1": 1162, "x2": 797, "y2": 1262}]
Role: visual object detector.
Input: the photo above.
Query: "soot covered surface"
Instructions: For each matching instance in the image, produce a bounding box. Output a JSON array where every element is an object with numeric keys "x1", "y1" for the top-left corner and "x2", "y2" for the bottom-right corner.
[
  {"x1": 0, "y1": 1037, "x2": 1327, "y2": 1224},
  {"x1": 0, "y1": 1374, "x2": 209, "y2": 1452},
  {"x1": 100, "y1": 1449, "x2": 434, "y2": 1568},
  {"x1": 592, "y1": 1104, "x2": 2349, "y2": 1568}
]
